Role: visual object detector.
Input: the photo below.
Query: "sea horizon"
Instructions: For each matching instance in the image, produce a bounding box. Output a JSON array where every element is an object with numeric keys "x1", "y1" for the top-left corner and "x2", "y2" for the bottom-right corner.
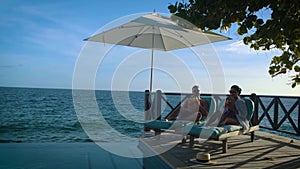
[{"x1": 0, "y1": 86, "x2": 299, "y2": 97}]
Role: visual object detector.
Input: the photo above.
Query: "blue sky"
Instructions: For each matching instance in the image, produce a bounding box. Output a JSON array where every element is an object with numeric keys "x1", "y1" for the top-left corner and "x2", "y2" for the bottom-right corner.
[{"x1": 1, "y1": 0, "x2": 299, "y2": 96}]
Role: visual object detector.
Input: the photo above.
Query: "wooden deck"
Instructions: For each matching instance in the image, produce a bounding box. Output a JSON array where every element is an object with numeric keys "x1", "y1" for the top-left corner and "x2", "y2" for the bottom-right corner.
[{"x1": 139, "y1": 131, "x2": 300, "y2": 169}]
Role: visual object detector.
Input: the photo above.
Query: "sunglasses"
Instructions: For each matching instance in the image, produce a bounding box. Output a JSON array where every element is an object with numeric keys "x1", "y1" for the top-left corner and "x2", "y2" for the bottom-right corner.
[{"x1": 229, "y1": 90, "x2": 237, "y2": 94}]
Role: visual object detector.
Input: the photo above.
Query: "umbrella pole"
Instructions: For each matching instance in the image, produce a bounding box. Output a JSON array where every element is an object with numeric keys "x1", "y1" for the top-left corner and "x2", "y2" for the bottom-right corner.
[
  {"x1": 150, "y1": 31, "x2": 155, "y2": 94},
  {"x1": 150, "y1": 47, "x2": 154, "y2": 94}
]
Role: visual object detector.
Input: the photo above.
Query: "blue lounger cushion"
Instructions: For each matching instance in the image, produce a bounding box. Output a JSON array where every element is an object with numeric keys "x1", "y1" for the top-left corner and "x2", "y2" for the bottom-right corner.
[
  {"x1": 145, "y1": 120, "x2": 194, "y2": 130},
  {"x1": 182, "y1": 124, "x2": 243, "y2": 138},
  {"x1": 145, "y1": 120, "x2": 174, "y2": 129}
]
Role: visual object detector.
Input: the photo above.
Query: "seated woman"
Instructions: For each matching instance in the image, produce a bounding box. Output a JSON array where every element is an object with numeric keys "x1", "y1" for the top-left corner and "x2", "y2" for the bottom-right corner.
[
  {"x1": 205, "y1": 85, "x2": 249, "y2": 130},
  {"x1": 177, "y1": 85, "x2": 208, "y2": 122}
]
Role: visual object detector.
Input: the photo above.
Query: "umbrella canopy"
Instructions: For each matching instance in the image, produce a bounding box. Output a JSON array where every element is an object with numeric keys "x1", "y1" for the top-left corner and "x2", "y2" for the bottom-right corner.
[{"x1": 84, "y1": 13, "x2": 230, "y2": 92}]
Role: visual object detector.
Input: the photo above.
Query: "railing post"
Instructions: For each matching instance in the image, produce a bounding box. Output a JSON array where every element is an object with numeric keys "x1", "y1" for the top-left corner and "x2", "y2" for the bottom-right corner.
[
  {"x1": 144, "y1": 90, "x2": 151, "y2": 131},
  {"x1": 144, "y1": 90, "x2": 151, "y2": 111},
  {"x1": 298, "y1": 98, "x2": 300, "y2": 135},
  {"x1": 250, "y1": 93, "x2": 259, "y2": 126},
  {"x1": 274, "y1": 97, "x2": 279, "y2": 129},
  {"x1": 155, "y1": 90, "x2": 162, "y2": 120}
]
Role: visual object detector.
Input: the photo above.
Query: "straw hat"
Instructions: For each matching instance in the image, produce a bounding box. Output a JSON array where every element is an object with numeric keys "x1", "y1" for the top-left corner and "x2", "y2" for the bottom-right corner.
[
  {"x1": 196, "y1": 152, "x2": 210, "y2": 162},
  {"x1": 190, "y1": 152, "x2": 216, "y2": 164}
]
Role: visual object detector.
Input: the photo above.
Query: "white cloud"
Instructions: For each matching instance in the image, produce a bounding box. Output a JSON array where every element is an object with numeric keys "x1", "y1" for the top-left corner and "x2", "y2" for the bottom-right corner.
[{"x1": 218, "y1": 40, "x2": 282, "y2": 58}]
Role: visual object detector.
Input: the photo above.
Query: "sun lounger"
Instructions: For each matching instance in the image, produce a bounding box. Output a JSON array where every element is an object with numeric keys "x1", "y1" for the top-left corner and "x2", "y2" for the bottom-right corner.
[
  {"x1": 144, "y1": 97, "x2": 217, "y2": 135},
  {"x1": 182, "y1": 98, "x2": 259, "y2": 153}
]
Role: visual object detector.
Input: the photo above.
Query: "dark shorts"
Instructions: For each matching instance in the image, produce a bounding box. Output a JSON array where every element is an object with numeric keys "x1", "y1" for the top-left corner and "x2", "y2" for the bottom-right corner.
[{"x1": 219, "y1": 111, "x2": 238, "y2": 124}]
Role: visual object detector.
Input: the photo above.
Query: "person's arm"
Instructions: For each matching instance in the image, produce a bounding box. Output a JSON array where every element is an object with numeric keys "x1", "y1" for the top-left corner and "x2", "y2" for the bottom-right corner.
[{"x1": 227, "y1": 97, "x2": 238, "y2": 114}]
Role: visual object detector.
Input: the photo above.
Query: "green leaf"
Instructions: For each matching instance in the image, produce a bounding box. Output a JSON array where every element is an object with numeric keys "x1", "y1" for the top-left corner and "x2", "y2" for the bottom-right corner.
[
  {"x1": 295, "y1": 66, "x2": 300, "y2": 72},
  {"x1": 168, "y1": 4, "x2": 177, "y2": 13},
  {"x1": 238, "y1": 25, "x2": 247, "y2": 35}
]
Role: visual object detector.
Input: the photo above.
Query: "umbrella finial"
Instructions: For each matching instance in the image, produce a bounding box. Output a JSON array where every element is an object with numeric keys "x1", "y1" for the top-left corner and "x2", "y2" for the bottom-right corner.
[{"x1": 152, "y1": 9, "x2": 157, "y2": 16}]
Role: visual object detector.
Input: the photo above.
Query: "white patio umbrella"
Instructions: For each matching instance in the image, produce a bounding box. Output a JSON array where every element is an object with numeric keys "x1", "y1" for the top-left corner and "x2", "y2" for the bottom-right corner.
[{"x1": 84, "y1": 13, "x2": 230, "y2": 93}]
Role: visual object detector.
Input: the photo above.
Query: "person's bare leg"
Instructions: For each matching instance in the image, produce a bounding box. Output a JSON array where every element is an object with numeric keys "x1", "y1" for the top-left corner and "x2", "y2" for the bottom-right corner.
[
  {"x1": 218, "y1": 117, "x2": 239, "y2": 126},
  {"x1": 225, "y1": 118, "x2": 239, "y2": 125}
]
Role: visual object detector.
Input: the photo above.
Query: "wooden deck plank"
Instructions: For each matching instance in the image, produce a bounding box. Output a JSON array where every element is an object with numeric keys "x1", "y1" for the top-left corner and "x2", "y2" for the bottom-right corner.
[{"x1": 139, "y1": 131, "x2": 300, "y2": 169}]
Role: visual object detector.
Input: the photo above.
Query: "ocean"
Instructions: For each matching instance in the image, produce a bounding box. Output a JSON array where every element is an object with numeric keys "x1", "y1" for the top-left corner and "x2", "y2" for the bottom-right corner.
[
  {"x1": 0, "y1": 87, "x2": 145, "y2": 143},
  {"x1": 0, "y1": 87, "x2": 299, "y2": 143}
]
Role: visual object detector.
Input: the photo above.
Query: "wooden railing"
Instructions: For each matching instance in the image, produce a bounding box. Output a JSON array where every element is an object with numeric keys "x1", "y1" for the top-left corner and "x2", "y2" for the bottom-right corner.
[{"x1": 144, "y1": 90, "x2": 300, "y2": 137}]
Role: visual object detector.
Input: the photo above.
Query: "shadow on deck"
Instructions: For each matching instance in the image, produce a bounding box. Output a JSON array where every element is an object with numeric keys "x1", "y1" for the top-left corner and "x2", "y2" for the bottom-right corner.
[{"x1": 140, "y1": 131, "x2": 300, "y2": 169}]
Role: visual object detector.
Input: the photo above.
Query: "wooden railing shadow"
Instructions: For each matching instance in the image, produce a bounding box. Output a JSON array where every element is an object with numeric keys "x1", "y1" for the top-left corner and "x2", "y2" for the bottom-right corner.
[{"x1": 169, "y1": 132, "x2": 300, "y2": 168}]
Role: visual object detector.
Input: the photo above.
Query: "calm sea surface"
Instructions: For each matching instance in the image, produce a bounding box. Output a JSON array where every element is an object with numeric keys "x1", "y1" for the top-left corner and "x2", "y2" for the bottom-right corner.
[
  {"x1": 0, "y1": 87, "x2": 145, "y2": 143},
  {"x1": 0, "y1": 87, "x2": 298, "y2": 143}
]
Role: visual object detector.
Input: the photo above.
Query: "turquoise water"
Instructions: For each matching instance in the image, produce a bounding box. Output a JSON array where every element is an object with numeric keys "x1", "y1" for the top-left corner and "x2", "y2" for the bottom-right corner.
[
  {"x1": 0, "y1": 87, "x2": 299, "y2": 143},
  {"x1": 0, "y1": 87, "x2": 145, "y2": 143}
]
